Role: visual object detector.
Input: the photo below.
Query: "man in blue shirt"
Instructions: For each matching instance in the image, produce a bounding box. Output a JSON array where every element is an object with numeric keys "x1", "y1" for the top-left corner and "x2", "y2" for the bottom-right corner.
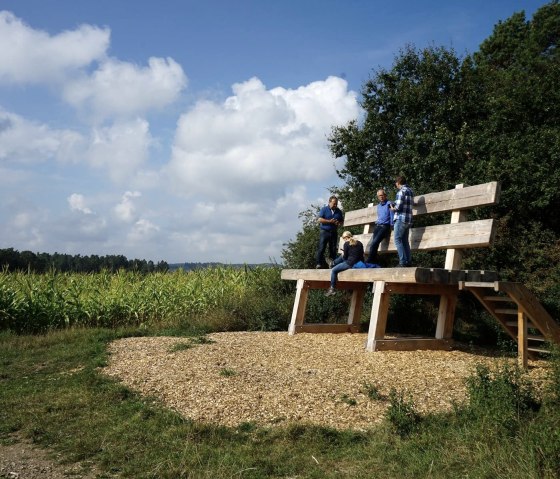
[
  {"x1": 367, "y1": 189, "x2": 393, "y2": 264},
  {"x1": 391, "y1": 176, "x2": 414, "y2": 267},
  {"x1": 315, "y1": 196, "x2": 344, "y2": 269}
]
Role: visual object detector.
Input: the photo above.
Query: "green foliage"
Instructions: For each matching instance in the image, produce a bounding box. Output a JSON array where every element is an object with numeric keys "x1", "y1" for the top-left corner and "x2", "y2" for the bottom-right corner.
[
  {"x1": 0, "y1": 266, "x2": 293, "y2": 334},
  {"x1": 282, "y1": 2, "x2": 560, "y2": 339},
  {"x1": 385, "y1": 388, "x2": 421, "y2": 437},
  {"x1": 0, "y1": 247, "x2": 169, "y2": 273},
  {"x1": 362, "y1": 382, "x2": 383, "y2": 401},
  {"x1": 281, "y1": 205, "x2": 322, "y2": 269},
  {"x1": 464, "y1": 362, "x2": 540, "y2": 435}
]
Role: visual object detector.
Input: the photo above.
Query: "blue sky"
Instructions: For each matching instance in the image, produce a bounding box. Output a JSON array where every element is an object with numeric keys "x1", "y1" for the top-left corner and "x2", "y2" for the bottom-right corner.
[{"x1": 0, "y1": 0, "x2": 546, "y2": 264}]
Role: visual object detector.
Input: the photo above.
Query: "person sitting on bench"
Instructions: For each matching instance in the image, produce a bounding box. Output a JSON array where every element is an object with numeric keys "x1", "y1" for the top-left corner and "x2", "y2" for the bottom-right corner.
[{"x1": 325, "y1": 231, "x2": 364, "y2": 296}]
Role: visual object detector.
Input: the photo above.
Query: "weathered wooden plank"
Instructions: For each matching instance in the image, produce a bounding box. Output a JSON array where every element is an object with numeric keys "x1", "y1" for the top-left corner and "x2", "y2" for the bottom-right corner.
[
  {"x1": 281, "y1": 267, "x2": 433, "y2": 283},
  {"x1": 372, "y1": 338, "x2": 454, "y2": 351},
  {"x1": 294, "y1": 324, "x2": 361, "y2": 333},
  {"x1": 344, "y1": 181, "x2": 500, "y2": 226},
  {"x1": 350, "y1": 219, "x2": 496, "y2": 254}
]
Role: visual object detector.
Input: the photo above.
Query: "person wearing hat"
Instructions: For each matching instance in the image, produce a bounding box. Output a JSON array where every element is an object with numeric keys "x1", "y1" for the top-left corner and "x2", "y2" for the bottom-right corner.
[{"x1": 325, "y1": 231, "x2": 364, "y2": 296}]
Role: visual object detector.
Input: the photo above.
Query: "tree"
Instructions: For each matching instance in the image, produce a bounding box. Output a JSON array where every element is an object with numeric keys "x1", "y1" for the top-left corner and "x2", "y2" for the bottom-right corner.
[{"x1": 283, "y1": 1, "x2": 560, "y2": 319}]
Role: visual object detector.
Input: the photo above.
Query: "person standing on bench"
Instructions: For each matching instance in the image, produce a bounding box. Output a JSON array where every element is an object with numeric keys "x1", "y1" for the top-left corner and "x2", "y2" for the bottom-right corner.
[
  {"x1": 315, "y1": 195, "x2": 344, "y2": 269},
  {"x1": 325, "y1": 231, "x2": 364, "y2": 296},
  {"x1": 391, "y1": 176, "x2": 414, "y2": 267},
  {"x1": 367, "y1": 189, "x2": 394, "y2": 265}
]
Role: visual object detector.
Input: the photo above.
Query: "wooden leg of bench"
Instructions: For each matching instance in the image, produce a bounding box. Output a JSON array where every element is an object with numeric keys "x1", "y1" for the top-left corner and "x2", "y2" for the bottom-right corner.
[
  {"x1": 435, "y1": 292, "x2": 458, "y2": 339},
  {"x1": 288, "y1": 279, "x2": 309, "y2": 335},
  {"x1": 366, "y1": 281, "x2": 390, "y2": 351},
  {"x1": 518, "y1": 309, "x2": 528, "y2": 370},
  {"x1": 347, "y1": 286, "x2": 366, "y2": 331}
]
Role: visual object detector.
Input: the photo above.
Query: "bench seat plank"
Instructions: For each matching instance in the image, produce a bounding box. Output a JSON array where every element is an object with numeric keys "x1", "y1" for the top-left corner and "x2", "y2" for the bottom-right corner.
[{"x1": 281, "y1": 267, "x2": 432, "y2": 283}]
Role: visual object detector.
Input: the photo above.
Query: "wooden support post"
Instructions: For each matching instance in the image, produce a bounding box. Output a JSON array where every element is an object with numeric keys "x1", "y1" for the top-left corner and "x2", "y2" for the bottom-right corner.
[
  {"x1": 518, "y1": 308, "x2": 528, "y2": 370},
  {"x1": 366, "y1": 281, "x2": 390, "y2": 351},
  {"x1": 436, "y1": 292, "x2": 458, "y2": 339},
  {"x1": 348, "y1": 286, "x2": 366, "y2": 329},
  {"x1": 436, "y1": 184, "x2": 466, "y2": 339},
  {"x1": 288, "y1": 279, "x2": 309, "y2": 335}
]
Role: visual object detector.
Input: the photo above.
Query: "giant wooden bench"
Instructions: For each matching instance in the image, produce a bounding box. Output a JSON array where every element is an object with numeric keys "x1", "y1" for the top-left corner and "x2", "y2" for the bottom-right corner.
[{"x1": 282, "y1": 181, "x2": 560, "y2": 364}]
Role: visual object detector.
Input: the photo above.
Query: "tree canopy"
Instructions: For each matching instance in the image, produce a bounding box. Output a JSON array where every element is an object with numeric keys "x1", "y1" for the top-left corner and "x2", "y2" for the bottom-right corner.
[{"x1": 282, "y1": 1, "x2": 560, "y2": 316}]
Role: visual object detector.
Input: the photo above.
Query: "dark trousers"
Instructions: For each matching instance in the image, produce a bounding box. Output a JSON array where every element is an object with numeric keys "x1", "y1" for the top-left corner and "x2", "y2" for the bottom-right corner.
[
  {"x1": 316, "y1": 229, "x2": 338, "y2": 266},
  {"x1": 368, "y1": 224, "x2": 391, "y2": 263}
]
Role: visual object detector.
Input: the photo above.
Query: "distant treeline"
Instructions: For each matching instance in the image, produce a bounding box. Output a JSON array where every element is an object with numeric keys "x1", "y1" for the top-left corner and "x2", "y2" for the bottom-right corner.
[
  {"x1": 0, "y1": 248, "x2": 169, "y2": 274},
  {"x1": 168, "y1": 262, "x2": 275, "y2": 271}
]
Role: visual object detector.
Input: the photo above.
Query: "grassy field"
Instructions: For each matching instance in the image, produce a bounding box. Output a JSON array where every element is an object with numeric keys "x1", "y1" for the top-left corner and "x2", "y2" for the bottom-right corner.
[{"x1": 1, "y1": 268, "x2": 560, "y2": 477}]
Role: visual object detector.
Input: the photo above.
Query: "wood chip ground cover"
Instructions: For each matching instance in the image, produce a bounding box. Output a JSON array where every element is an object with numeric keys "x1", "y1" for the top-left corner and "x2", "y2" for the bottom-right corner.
[{"x1": 102, "y1": 332, "x2": 549, "y2": 431}]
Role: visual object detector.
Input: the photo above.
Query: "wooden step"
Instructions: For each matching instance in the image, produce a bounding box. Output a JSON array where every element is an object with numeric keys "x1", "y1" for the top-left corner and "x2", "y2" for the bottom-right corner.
[
  {"x1": 506, "y1": 321, "x2": 537, "y2": 329},
  {"x1": 483, "y1": 295, "x2": 514, "y2": 302},
  {"x1": 495, "y1": 308, "x2": 518, "y2": 315},
  {"x1": 528, "y1": 335, "x2": 546, "y2": 342},
  {"x1": 528, "y1": 347, "x2": 551, "y2": 354}
]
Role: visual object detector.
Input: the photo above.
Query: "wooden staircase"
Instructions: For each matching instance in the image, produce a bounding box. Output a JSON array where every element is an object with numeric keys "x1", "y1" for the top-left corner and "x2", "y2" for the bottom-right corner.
[{"x1": 460, "y1": 281, "x2": 560, "y2": 368}]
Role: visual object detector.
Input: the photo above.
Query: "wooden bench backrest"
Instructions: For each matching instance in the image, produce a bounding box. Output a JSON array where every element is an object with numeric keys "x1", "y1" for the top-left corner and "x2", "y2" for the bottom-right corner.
[{"x1": 340, "y1": 182, "x2": 501, "y2": 268}]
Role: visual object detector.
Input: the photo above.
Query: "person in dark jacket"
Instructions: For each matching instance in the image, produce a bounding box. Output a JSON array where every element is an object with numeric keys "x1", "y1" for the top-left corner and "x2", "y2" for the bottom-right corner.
[
  {"x1": 315, "y1": 195, "x2": 344, "y2": 268},
  {"x1": 325, "y1": 231, "x2": 364, "y2": 296}
]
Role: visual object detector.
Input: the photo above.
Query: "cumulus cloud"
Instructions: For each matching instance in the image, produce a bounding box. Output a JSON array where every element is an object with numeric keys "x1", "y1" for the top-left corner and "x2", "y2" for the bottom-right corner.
[
  {"x1": 85, "y1": 119, "x2": 152, "y2": 183},
  {"x1": 68, "y1": 193, "x2": 93, "y2": 214},
  {"x1": 165, "y1": 76, "x2": 359, "y2": 202},
  {"x1": 0, "y1": 11, "x2": 109, "y2": 84},
  {"x1": 114, "y1": 191, "x2": 141, "y2": 222},
  {"x1": 63, "y1": 57, "x2": 187, "y2": 120},
  {"x1": 0, "y1": 109, "x2": 85, "y2": 164}
]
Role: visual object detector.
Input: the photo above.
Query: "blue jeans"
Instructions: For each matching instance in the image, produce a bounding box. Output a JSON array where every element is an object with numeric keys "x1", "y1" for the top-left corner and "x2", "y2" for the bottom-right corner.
[
  {"x1": 330, "y1": 256, "x2": 350, "y2": 288},
  {"x1": 368, "y1": 224, "x2": 391, "y2": 263},
  {"x1": 316, "y1": 229, "x2": 338, "y2": 266},
  {"x1": 394, "y1": 220, "x2": 412, "y2": 266}
]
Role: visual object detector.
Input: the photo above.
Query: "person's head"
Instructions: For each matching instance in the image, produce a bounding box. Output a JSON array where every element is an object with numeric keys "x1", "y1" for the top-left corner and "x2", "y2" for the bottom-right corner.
[
  {"x1": 328, "y1": 196, "x2": 338, "y2": 208},
  {"x1": 376, "y1": 189, "x2": 387, "y2": 202},
  {"x1": 395, "y1": 176, "x2": 406, "y2": 188},
  {"x1": 342, "y1": 231, "x2": 357, "y2": 245}
]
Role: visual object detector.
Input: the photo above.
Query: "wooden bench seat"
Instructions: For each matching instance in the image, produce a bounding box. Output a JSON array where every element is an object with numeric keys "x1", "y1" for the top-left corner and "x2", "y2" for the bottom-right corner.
[
  {"x1": 282, "y1": 182, "x2": 502, "y2": 351},
  {"x1": 282, "y1": 179, "x2": 560, "y2": 365}
]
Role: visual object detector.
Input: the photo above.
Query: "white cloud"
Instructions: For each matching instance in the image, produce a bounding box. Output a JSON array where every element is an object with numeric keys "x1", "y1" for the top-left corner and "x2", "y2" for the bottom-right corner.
[
  {"x1": 68, "y1": 193, "x2": 93, "y2": 214},
  {"x1": 114, "y1": 191, "x2": 141, "y2": 222},
  {"x1": 165, "y1": 76, "x2": 359, "y2": 202},
  {"x1": 0, "y1": 109, "x2": 84, "y2": 164},
  {"x1": 85, "y1": 119, "x2": 152, "y2": 183},
  {"x1": 63, "y1": 57, "x2": 187, "y2": 120},
  {"x1": 0, "y1": 11, "x2": 109, "y2": 84},
  {"x1": 128, "y1": 218, "x2": 160, "y2": 243}
]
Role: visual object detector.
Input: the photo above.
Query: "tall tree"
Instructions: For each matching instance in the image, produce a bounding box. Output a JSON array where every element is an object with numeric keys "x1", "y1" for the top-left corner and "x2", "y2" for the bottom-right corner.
[{"x1": 283, "y1": 1, "x2": 560, "y2": 316}]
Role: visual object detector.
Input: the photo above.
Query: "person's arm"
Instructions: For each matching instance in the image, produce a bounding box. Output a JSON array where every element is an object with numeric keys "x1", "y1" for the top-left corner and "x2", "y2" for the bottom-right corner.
[
  {"x1": 317, "y1": 206, "x2": 339, "y2": 225},
  {"x1": 342, "y1": 242, "x2": 350, "y2": 260}
]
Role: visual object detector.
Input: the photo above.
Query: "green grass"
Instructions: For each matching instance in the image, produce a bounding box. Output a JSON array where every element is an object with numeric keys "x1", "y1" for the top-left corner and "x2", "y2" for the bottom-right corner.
[{"x1": 2, "y1": 329, "x2": 560, "y2": 478}]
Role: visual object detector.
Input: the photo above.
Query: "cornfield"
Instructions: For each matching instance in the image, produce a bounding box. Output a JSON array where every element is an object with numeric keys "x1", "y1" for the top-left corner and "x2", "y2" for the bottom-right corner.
[{"x1": 0, "y1": 266, "x2": 294, "y2": 333}]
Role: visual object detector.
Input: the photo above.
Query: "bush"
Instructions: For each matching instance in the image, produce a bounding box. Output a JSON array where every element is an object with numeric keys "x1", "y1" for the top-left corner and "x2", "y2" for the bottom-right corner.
[
  {"x1": 385, "y1": 388, "x2": 421, "y2": 437},
  {"x1": 464, "y1": 362, "x2": 540, "y2": 435}
]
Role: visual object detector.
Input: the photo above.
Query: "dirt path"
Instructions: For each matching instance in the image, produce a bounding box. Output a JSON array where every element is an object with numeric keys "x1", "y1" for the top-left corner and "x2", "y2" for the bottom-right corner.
[{"x1": 0, "y1": 434, "x2": 102, "y2": 479}]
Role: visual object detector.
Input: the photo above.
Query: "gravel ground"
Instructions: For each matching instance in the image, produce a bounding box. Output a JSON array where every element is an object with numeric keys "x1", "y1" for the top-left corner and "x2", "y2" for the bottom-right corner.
[
  {"x1": 2, "y1": 331, "x2": 549, "y2": 478},
  {"x1": 103, "y1": 331, "x2": 550, "y2": 431}
]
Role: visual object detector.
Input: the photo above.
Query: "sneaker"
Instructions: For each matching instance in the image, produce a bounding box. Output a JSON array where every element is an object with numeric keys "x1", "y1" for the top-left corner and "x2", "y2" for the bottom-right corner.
[
  {"x1": 315, "y1": 264, "x2": 322, "y2": 269},
  {"x1": 325, "y1": 287, "x2": 336, "y2": 296},
  {"x1": 326, "y1": 258, "x2": 333, "y2": 268}
]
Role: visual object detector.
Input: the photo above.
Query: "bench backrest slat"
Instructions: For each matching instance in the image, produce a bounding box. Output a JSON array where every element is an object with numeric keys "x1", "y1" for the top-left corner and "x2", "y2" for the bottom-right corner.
[
  {"x1": 352, "y1": 218, "x2": 496, "y2": 255},
  {"x1": 343, "y1": 181, "x2": 501, "y2": 227}
]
